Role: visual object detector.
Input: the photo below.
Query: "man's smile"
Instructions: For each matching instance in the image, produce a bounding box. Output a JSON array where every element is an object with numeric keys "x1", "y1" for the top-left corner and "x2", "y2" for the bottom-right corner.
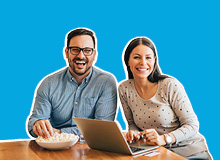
[{"x1": 74, "y1": 60, "x2": 87, "y2": 68}]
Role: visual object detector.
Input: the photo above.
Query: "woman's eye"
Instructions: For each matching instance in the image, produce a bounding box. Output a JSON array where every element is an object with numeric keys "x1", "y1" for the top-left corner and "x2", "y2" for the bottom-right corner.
[
  {"x1": 146, "y1": 57, "x2": 152, "y2": 59},
  {"x1": 134, "y1": 56, "x2": 140, "y2": 59}
]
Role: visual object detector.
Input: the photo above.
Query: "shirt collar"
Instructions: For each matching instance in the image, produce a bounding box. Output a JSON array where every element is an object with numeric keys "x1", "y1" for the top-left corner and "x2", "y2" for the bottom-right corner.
[{"x1": 67, "y1": 67, "x2": 93, "y2": 84}]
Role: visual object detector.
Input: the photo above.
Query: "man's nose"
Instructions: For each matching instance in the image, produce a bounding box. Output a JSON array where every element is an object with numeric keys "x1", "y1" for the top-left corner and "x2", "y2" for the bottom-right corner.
[{"x1": 76, "y1": 50, "x2": 85, "y2": 59}]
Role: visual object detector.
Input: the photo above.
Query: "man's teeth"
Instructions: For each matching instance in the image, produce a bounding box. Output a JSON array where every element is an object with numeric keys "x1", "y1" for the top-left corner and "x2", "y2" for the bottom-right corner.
[{"x1": 76, "y1": 61, "x2": 86, "y2": 64}]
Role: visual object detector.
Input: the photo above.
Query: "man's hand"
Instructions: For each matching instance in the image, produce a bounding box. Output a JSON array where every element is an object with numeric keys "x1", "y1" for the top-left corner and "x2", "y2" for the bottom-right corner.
[{"x1": 33, "y1": 119, "x2": 60, "y2": 138}]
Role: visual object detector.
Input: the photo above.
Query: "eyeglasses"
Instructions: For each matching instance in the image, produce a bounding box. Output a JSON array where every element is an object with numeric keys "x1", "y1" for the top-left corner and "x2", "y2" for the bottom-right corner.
[{"x1": 68, "y1": 47, "x2": 95, "y2": 56}]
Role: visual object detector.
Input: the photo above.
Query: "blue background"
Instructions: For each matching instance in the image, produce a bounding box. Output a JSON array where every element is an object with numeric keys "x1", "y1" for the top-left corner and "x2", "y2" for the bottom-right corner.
[{"x1": 0, "y1": 1, "x2": 218, "y2": 159}]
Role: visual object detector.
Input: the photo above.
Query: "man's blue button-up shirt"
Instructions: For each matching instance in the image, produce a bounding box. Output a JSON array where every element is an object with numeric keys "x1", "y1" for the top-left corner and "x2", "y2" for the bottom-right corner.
[{"x1": 27, "y1": 66, "x2": 117, "y2": 137}]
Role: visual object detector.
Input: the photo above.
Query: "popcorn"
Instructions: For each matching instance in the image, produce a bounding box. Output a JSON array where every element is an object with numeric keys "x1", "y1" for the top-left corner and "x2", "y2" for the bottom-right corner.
[{"x1": 36, "y1": 132, "x2": 78, "y2": 142}]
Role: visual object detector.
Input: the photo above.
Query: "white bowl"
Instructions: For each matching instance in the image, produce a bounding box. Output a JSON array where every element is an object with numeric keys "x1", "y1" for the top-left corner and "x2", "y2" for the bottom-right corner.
[{"x1": 35, "y1": 136, "x2": 79, "y2": 150}]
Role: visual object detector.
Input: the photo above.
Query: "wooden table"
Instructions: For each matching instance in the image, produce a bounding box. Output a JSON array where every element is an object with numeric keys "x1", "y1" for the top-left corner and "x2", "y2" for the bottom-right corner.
[{"x1": 0, "y1": 140, "x2": 187, "y2": 160}]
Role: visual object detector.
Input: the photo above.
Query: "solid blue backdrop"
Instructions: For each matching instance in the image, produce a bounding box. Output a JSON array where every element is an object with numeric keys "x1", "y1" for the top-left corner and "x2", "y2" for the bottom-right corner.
[{"x1": 0, "y1": 1, "x2": 218, "y2": 159}]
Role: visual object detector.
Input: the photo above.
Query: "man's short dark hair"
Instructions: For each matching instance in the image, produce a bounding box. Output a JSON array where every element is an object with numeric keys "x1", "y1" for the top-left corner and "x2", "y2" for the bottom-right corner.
[{"x1": 66, "y1": 28, "x2": 96, "y2": 48}]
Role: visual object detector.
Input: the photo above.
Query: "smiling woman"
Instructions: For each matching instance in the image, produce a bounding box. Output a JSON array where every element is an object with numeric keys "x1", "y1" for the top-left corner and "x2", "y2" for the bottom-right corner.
[
  {"x1": 118, "y1": 37, "x2": 213, "y2": 160},
  {"x1": 128, "y1": 45, "x2": 155, "y2": 80}
]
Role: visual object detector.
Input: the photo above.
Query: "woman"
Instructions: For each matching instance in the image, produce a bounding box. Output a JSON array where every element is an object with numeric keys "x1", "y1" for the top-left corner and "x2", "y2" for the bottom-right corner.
[{"x1": 118, "y1": 37, "x2": 212, "y2": 159}]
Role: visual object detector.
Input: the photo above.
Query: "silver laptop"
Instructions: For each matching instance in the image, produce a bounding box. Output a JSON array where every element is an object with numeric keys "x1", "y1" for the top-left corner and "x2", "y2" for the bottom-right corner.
[{"x1": 73, "y1": 117, "x2": 158, "y2": 155}]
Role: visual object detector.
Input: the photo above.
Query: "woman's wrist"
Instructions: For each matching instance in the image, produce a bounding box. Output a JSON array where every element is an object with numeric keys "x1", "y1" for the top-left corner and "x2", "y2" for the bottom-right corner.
[
  {"x1": 169, "y1": 133, "x2": 176, "y2": 144},
  {"x1": 162, "y1": 133, "x2": 176, "y2": 146},
  {"x1": 161, "y1": 135, "x2": 167, "y2": 146}
]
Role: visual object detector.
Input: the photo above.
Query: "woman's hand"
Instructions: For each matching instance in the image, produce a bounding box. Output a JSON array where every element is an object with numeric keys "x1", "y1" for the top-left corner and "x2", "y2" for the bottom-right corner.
[
  {"x1": 125, "y1": 130, "x2": 141, "y2": 143},
  {"x1": 140, "y1": 129, "x2": 166, "y2": 146}
]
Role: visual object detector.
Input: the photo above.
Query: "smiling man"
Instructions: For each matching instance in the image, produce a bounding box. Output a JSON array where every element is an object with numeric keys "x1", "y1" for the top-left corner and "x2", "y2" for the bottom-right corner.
[{"x1": 26, "y1": 28, "x2": 118, "y2": 138}]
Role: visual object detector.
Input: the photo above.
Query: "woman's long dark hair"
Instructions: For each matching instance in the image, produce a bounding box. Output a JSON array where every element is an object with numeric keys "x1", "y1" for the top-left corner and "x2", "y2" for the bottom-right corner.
[{"x1": 123, "y1": 37, "x2": 169, "y2": 82}]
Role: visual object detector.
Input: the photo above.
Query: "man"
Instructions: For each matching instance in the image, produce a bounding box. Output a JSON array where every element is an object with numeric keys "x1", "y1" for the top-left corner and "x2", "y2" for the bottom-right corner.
[{"x1": 26, "y1": 28, "x2": 118, "y2": 138}]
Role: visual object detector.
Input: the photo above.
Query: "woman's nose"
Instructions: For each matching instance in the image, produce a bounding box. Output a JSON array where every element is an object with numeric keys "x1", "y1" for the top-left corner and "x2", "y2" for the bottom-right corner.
[{"x1": 140, "y1": 58, "x2": 147, "y2": 65}]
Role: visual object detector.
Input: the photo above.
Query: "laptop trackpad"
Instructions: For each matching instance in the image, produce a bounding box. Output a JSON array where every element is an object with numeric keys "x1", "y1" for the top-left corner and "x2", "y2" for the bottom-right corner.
[{"x1": 129, "y1": 142, "x2": 156, "y2": 152}]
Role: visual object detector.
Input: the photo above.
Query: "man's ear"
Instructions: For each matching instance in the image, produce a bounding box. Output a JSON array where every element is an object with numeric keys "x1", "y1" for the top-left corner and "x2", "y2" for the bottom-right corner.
[
  {"x1": 93, "y1": 49, "x2": 97, "y2": 58},
  {"x1": 65, "y1": 47, "x2": 68, "y2": 58}
]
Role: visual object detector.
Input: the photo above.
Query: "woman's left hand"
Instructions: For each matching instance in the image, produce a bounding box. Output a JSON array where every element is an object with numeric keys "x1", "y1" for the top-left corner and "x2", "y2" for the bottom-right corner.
[{"x1": 140, "y1": 129, "x2": 166, "y2": 146}]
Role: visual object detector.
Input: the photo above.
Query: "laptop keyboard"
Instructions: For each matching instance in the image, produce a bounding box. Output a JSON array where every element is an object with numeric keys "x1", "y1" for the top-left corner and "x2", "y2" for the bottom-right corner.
[{"x1": 130, "y1": 146, "x2": 146, "y2": 153}]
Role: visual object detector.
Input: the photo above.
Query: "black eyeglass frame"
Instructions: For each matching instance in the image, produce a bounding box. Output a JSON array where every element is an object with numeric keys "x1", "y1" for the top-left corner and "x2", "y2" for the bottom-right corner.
[{"x1": 68, "y1": 47, "x2": 95, "y2": 56}]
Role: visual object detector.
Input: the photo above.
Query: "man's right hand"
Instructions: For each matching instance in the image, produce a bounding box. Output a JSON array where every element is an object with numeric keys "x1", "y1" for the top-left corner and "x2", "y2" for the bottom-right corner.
[{"x1": 33, "y1": 119, "x2": 54, "y2": 138}]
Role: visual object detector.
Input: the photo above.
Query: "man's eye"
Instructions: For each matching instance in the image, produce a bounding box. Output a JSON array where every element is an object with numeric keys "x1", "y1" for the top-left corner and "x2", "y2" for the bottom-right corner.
[
  {"x1": 71, "y1": 49, "x2": 80, "y2": 52},
  {"x1": 84, "y1": 49, "x2": 92, "y2": 53}
]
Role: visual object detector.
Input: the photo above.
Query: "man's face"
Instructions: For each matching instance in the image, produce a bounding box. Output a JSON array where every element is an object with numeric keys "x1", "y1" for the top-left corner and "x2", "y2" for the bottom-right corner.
[{"x1": 65, "y1": 35, "x2": 96, "y2": 77}]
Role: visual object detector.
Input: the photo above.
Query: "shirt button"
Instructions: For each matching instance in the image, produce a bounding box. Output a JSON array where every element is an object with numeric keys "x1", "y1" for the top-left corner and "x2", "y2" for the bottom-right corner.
[{"x1": 75, "y1": 102, "x2": 78, "y2": 104}]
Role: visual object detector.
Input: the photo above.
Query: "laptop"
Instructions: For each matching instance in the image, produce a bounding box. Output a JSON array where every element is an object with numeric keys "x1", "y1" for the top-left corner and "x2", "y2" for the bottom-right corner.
[{"x1": 73, "y1": 117, "x2": 158, "y2": 155}]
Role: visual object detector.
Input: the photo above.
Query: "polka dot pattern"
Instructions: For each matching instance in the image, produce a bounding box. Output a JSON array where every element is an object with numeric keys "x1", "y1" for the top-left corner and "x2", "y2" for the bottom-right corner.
[{"x1": 118, "y1": 78, "x2": 199, "y2": 142}]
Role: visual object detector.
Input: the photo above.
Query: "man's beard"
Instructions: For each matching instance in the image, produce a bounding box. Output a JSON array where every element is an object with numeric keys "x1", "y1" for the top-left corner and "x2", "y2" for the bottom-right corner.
[
  {"x1": 69, "y1": 63, "x2": 92, "y2": 76},
  {"x1": 69, "y1": 58, "x2": 91, "y2": 76}
]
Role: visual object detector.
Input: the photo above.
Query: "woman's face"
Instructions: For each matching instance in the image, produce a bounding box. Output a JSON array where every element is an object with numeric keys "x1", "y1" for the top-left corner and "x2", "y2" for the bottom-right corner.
[{"x1": 128, "y1": 44, "x2": 156, "y2": 80}]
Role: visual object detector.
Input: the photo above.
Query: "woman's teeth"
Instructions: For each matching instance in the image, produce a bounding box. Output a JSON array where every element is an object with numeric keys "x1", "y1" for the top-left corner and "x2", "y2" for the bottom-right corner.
[{"x1": 137, "y1": 68, "x2": 148, "y2": 71}]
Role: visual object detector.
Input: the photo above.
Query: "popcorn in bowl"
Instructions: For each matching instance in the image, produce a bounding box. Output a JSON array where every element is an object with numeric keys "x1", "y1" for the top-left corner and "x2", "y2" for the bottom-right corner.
[
  {"x1": 36, "y1": 132, "x2": 78, "y2": 142},
  {"x1": 35, "y1": 132, "x2": 79, "y2": 150}
]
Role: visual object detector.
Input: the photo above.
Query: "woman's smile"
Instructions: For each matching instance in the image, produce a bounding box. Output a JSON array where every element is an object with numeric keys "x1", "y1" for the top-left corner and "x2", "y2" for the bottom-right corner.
[{"x1": 128, "y1": 44, "x2": 155, "y2": 79}]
